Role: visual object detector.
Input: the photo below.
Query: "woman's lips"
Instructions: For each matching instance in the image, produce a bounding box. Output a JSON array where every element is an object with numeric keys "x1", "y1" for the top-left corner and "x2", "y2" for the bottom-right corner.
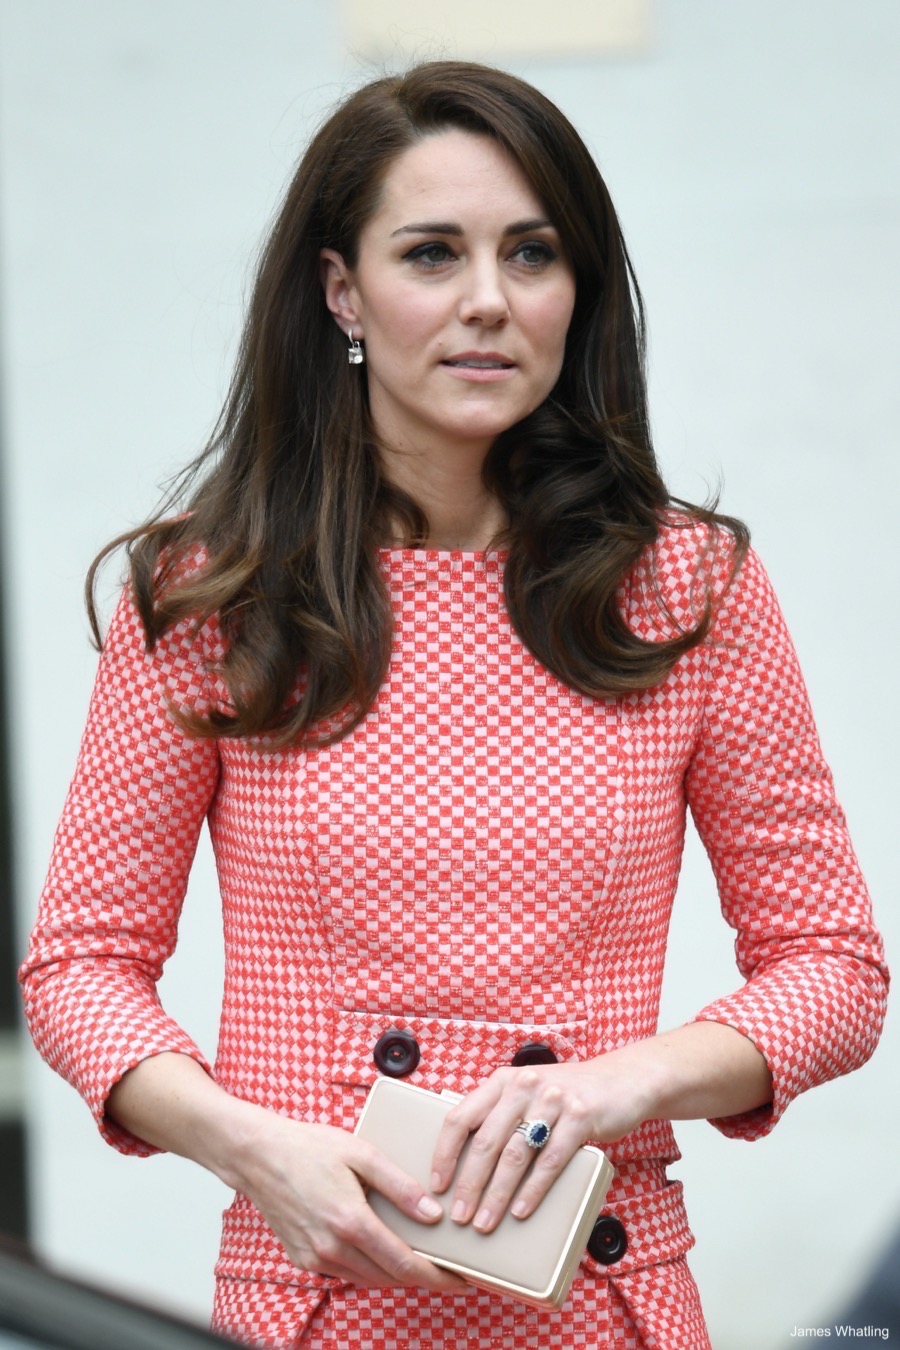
[{"x1": 441, "y1": 353, "x2": 516, "y2": 380}]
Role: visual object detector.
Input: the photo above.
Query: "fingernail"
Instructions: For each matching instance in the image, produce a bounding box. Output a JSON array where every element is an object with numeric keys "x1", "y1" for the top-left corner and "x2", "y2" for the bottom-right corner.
[
  {"x1": 473, "y1": 1207, "x2": 492, "y2": 1232},
  {"x1": 418, "y1": 1195, "x2": 443, "y2": 1219},
  {"x1": 451, "y1": 1199, "x2": 467, "y2": 1223},
  {"x1": 430, "y1": 1171, "x2": 442, "y2": 1192},
  {"x1": 511, "y1": 1199, "x2": 527, "y2": 1218}
]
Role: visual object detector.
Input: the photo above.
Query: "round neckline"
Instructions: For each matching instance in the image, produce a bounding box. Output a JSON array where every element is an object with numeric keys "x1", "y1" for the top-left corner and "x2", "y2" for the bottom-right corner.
[{"x1": 377, "y1": 547, "x2": 508, "y2": 561}]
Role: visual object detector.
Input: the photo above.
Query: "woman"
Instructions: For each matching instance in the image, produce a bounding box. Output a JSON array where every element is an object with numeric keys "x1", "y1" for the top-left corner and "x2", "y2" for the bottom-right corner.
[{"x1": 20, "y1": 61, "x2": 888, "y2": 1349}]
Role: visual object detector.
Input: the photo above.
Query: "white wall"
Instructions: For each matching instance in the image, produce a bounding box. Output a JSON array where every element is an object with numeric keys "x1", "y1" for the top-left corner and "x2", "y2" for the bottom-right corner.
[{"x1": 1, "y1": 4, "x2": 896, "y2": 1346}]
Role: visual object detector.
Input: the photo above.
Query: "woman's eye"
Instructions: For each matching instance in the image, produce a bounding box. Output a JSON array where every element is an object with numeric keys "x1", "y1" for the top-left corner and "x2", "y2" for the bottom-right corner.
[
  {"x1": 405, "y1": 242, "x2": 455, "y2": 269},
  {"x1": 513, "y1": 240, "x2": 557, "y2": 269}
]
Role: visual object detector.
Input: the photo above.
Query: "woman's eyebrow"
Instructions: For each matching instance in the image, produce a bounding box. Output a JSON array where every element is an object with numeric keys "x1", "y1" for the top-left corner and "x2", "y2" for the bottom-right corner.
[
  {"x1": 504, "y1": 218, "x2": 554, "y2": 235},
  {"x1": 391, "y1": 221, "x2": 462, "y2": 237},
  {"x1": 390, "y1": 217, "x2": 554, "y2": 238}
]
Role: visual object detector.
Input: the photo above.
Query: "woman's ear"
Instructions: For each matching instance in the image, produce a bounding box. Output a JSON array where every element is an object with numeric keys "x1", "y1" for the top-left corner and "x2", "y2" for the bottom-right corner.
[{"x1": 319, "y1": 248, "x2": 363, "y2": 338}]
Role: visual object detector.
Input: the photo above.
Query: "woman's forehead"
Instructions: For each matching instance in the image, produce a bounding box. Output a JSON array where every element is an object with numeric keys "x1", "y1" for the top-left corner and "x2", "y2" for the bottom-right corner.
[{"x1": 365, "y1": 129, "x2": 549, "y2": 232}]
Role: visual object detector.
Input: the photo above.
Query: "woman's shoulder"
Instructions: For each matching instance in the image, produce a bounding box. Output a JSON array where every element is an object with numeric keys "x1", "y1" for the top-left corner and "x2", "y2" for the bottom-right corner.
[
  {"x1": 151, "y1": 525, "x2": 211, "y2": 586},
  {"x1": 623, "y1": 508, "x2": 752, "y2": 638},
  {"x1": 653, "y1": 507, "x2": 747, "y2": 578},
  {"x1": 102, "y1": 535, "x2": 222, "y2": 659}
]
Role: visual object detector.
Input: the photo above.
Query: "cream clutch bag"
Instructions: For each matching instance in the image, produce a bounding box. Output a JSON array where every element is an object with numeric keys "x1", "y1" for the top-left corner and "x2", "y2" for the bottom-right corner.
[{"x1": 354, "y1": 1077, "x2": 614, "y2": 1309}]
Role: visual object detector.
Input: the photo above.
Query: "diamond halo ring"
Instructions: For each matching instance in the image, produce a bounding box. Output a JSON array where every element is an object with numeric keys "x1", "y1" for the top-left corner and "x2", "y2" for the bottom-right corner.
[{"x1": 515, "y1": 1119, "x2": 552, "y2": 1150}]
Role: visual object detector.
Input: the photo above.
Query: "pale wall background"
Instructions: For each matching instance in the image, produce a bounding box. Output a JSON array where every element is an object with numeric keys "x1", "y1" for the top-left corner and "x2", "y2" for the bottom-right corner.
[{"x1": 0, "y1": 3, "x2": 897, "y2": 1347}]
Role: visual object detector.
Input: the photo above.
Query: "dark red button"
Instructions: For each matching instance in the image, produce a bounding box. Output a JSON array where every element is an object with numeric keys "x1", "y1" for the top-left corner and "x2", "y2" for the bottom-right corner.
[
  {"x1": 373, "y1": 1028, "x2": 420, "y2": 1078},
  {"x1": 587, "y1": 1216, "x2": 628, "y2": 1265},
  {"x1": 511, "y1": 1041, "x2": 558, "y2": 1067}
]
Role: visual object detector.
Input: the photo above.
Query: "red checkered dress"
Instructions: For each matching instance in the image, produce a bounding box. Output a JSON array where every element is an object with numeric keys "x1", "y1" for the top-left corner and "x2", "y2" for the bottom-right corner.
[{"x1": 21, "y1": 525, "x2": 888, "y2": 1348}]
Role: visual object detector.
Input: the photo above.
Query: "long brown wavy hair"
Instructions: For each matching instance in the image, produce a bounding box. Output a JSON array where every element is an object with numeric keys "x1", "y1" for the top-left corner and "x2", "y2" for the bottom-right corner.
[{"x1": 88, "y1": 60, "x2": 747, "y2": 747}]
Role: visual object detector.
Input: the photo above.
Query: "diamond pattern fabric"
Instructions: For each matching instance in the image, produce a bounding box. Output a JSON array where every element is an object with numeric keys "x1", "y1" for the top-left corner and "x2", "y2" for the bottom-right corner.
[{"x1": 20, "y1": 524, "x2": 888, "y2": 1348}]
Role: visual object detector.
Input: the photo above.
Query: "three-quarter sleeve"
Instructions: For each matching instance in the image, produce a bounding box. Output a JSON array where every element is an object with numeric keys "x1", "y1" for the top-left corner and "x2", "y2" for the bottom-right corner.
[
  {"x1": 19, "y1": 583, "x2": 222, "y2": 1155},
  {"x1": 685, "y1": 546, "x2": 888, "y2": 1140}
]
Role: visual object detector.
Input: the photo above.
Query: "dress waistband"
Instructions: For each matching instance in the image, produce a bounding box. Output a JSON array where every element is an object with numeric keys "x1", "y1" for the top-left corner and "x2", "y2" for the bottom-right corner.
[{"x1": 579, "y1": 1159, "x2": 695, "y2": 1280}]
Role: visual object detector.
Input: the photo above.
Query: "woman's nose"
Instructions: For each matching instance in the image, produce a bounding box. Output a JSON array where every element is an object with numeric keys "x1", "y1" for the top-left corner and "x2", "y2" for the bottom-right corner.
[{"x1": 457, "y1": 260, "x2": 510, "y2": 327}]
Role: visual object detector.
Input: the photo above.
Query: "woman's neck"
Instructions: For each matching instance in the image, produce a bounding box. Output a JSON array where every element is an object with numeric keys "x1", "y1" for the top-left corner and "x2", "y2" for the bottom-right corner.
[
  {"x1": 416, "y1": 499, "x2": 507, "y2": 551},
  {"x1": 380, "y1": 443, "x2": 507, "y2": 551}
]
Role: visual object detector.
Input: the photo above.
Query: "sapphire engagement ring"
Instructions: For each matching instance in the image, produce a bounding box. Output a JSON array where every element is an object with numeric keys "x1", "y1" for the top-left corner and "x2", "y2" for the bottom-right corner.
[{"x1": 515, "y1": 1119, "x2": 552, "y2": 1150}]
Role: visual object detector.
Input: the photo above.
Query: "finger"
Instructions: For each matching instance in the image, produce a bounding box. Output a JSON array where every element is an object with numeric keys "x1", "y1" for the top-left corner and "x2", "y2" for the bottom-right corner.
[
  {"x1": 314, "y1": 1240, "x2": 464, "y2": 1291},
  {"x1": 284, "y1": 1136, "x2": 459, "y2": 1289},
  {"x1": 508, "y1": 1108, "x2": 593, "y2": 1223},
  {"x1": 343, "y1": 1207, "x2": 467, "y2": 1291},
  {"x1": 429, "y1": 1079, "x2": 507, "y2": 1194},
  {"x1": 357, "y1": 1260, "x2": 466, "y2": 1293},
  {"x1": 313, "y1": 1258, "x2": 373, "y2": 1283},
  {"x1": 447, "y1": 1107, "x2": 533, "y2": 1225},
  {"x1": 305, "y1": 1184, "x2": 460, "y2": 1291},
  {"x1": 354, "y1": 1139, "x2": 446, "y2": 1226},
  {"x1": 311, "y1": 1237, "x2": 438, "y2": 1288},
  {"x1": 308, "y1": 1207, "x2": 468, "y2": 1290},
  {"x1": 468, "y1": 1129, "x2": 536, "y2": 1232},
  {"x1": 344, "y1": 1147, "x2": 469, "y2": 1290},
  {"x1": 399, "y1": 1254, "x2": 470, "y2": 1294},
  {"x1": 477, "y1": 1136, "x2": 577, "y2": 1232},
  {"x1": 464, "y1": 1108, "x2": 571, "y2": 1233},
  {"x1": 447, "y1": 1074, "x2": 553, "y2": 1225},
  {"x1": 299, "y1": 1215, "x2": 398, "y2": 1285}
]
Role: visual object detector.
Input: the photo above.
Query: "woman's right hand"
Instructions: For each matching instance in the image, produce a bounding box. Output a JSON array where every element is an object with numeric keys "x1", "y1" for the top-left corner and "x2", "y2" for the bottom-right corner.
[
  {"x1": 229, "y1": 1110, "x2": 467, "y2": 1291},
  {"x1": 106, "y1": 1053, "x2": 466, "y2": 1293}
]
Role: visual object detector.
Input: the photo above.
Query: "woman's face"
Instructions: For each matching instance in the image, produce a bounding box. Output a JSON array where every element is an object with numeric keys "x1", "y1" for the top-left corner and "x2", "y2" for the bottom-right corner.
[{"x1": 321, "y1": 129, "x2": 576, "y2": 464}]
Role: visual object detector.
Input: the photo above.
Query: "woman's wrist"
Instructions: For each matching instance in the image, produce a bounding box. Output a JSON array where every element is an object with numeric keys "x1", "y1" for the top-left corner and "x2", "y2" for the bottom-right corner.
[
  {"x1": 106, "y1": 1051, "x2": 275, "y2": 1192},
  {"x1": 605, "y1": 1021, "x2": 773, "y2": 1126},
  {"x1": 191, "y1": 1085, "x2": 276, "y2": 1193}
]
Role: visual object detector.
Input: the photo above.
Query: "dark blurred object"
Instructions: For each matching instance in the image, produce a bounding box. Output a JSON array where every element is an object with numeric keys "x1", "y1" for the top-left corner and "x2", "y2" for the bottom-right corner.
[
  {"x1": 0, "y1": 1122, "x2": 27, "y2": 1240},
  {"x1": 780, "y1": 1223, "x2": 900, "y2": 1348},
  {"x1": 0, "y1": 438, "x2": 15, "y2": 1034},
  {"x1": 0, "y1": 1238, "x2": 239, "y2": 1348},
  {"x1": 831, "y1": 1223, "x2": 900, "y2": 1344},
  {"x1": 1, "y1": 406, "x2": 29, "y2": 1245}
]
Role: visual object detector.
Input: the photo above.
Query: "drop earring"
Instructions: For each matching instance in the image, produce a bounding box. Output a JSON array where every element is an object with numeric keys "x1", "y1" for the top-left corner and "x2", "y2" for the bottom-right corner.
[{"x1": 347, "y1": 329, "x2": 364, "y2": 365}]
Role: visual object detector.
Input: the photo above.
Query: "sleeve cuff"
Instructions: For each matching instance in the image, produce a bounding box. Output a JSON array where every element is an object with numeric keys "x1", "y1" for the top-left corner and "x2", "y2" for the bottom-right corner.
[
  {"x1": 690, "y1": 1011, "x2": 782, "y2": 1141},
  {"x1": 93, "y1": 1042, "x2": 214, "y2": 1157},
  {"x1": 690, "y1": 950, "x2": 888, "y2": 1141}
]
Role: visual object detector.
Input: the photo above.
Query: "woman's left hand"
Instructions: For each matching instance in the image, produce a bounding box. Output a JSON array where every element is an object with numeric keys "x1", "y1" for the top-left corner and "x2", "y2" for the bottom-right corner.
[
  {"x1": 429, "y1": 1023, "x2": 774, "y2": 1233},
  {"x1": 428, "y1": 1052, "x2": 652, "y2": 1235}
]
